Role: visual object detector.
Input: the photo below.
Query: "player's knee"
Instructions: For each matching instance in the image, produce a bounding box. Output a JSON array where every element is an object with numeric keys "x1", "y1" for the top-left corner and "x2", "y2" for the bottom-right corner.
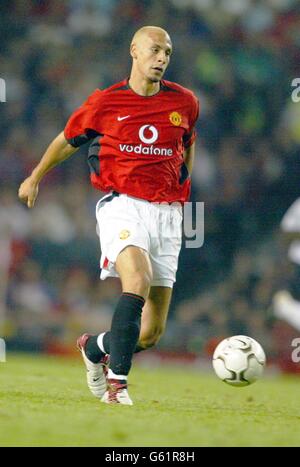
[
  {"x1": 125, "y1": 270, "x2": 152, "y2": 296},
  {"x1": 139, "y1": 325, "x2": 165, "y2": 349}
]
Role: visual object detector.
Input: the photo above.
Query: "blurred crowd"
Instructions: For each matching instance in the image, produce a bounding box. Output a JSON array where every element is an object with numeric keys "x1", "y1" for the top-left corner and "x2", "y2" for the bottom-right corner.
[{"x1": 1, "y1": 0, "x2": 300, "y2": 367}]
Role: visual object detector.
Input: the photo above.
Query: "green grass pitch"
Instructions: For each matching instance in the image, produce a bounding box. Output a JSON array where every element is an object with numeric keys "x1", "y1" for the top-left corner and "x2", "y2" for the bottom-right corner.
[{"x1": 0, "y1": 353, "x2": 299, "y2": 447}]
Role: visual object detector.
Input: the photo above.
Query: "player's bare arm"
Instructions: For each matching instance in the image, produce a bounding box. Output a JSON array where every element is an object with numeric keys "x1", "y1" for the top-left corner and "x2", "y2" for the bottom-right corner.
[
  {"x1": 183, "y1": 142, "x2": 195, "y2": 175},
  {"x1": 18, "y1": 131, "x2": 78, "y2": 208}
]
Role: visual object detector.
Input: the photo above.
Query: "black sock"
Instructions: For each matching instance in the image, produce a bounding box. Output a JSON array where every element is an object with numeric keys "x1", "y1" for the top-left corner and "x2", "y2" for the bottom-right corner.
[
  {"x1": 85, "y1": 335, "x2": 105, "y2": 363},
  {"x1": 109, "y1": 292, "x2": 145, "y2": 376},
  {"x1": 85, "y1": 326, "x2": 146, "y2": 365},
  {"x1": 103, "y1": 333, "x2": 146, "y2": 354},
  {"x1": 134, "y1": 344, "x2": 146, "y2": 353}
]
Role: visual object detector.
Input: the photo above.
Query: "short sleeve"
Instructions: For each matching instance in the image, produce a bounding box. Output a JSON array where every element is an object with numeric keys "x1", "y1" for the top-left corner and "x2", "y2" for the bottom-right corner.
[
  {"x1": 183, "y1": 95, "x2": 200, "y2": 149},
  {"x1": 64, "y1": 89, "x2": 103, "y2": 147}
]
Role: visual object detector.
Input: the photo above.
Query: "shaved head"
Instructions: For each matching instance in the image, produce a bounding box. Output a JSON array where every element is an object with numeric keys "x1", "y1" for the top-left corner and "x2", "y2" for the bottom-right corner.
[{"x1": 131, "y1": 26, "x2": 172, "y2": 48}]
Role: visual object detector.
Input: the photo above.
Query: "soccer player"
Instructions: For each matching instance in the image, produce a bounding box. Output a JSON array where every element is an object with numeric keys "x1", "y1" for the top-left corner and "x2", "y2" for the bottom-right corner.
[
  {"x1": 273, "y1": 197, "x2": 300, "y2": 331},
  {"x1": 18, "y1": 26, "x2": 199, "y2": 405}
]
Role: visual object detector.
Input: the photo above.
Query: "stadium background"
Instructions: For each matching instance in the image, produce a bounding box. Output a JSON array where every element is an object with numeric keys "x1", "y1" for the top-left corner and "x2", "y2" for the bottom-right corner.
[{"x1": 1, "y1": 0, "x2": 300, "y2": 371}]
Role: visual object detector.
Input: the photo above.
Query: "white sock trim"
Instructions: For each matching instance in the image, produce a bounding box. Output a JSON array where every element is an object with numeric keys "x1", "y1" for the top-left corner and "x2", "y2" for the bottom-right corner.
[
  {"x1": 108, "y1": 369, "x2": 127, "y2": 381},
  {"x1": 97, "y1": 333, "x2": 107, "y2": 354}
]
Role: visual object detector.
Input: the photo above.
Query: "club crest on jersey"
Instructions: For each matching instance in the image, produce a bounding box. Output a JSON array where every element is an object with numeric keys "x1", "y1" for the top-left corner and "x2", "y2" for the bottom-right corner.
[
  {"x1": 119, "y1": 229, "x2": 130, "y2": 240},
  {"x1": 169, "y1": 112, "x2": 182, "y2": 126}
]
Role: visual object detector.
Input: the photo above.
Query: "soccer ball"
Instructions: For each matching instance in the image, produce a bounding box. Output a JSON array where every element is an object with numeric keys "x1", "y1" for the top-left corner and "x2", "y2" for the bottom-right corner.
[{"x1": 212, "y1": 335, "x2": 266, "y2": 387}]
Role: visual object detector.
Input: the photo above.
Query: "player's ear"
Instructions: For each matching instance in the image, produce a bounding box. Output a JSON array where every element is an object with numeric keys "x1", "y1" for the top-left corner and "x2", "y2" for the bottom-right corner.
[{"x1": 130, "y1": 43, "x2": 137, "y2": 60}]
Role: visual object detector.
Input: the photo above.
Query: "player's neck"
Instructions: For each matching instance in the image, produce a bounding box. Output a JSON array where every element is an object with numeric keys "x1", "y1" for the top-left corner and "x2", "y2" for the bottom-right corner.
[{"x1": 128, "y1": 76, "x2": 160, "y2": 97}]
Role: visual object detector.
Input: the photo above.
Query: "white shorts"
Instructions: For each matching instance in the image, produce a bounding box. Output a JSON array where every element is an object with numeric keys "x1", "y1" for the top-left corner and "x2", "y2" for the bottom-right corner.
[{"x1": 95, "y1": 193, "x2": 183, "y2": 288}]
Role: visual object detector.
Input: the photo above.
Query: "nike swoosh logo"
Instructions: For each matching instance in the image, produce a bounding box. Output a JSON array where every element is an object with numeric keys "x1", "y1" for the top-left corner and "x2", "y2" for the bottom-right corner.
[
  {"x1": 117, "y1": 115, "x2": 130, "y2": 121},
  {"x1": 93, "y1": 377, "x2": 100, "y2": 382}
]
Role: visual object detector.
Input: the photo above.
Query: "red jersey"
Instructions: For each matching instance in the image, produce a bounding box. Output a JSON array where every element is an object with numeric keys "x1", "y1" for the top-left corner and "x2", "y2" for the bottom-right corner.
[{"x1": 64, "y1": 79, "x2": 199, "y2": 203}]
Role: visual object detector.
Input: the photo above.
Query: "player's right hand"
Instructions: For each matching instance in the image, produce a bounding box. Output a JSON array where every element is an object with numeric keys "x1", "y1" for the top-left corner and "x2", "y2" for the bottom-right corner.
[{"x1": 18, "y1": 177, "x2": 39, "y2": 208}]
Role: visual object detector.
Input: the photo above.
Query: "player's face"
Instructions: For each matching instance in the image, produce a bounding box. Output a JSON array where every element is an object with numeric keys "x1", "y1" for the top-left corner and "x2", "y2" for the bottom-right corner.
[{"x1": 133, "y1": 32, "x2": 172, "y2": 83}]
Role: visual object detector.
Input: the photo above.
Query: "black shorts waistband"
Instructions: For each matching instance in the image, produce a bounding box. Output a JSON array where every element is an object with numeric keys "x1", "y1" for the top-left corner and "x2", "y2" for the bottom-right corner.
[
  {"x1": 100, "y1": 191, "x2": 182, "y2": 207},
  {"x1": 98, "y1": 191, "x2": 119, "y2": 206}
]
